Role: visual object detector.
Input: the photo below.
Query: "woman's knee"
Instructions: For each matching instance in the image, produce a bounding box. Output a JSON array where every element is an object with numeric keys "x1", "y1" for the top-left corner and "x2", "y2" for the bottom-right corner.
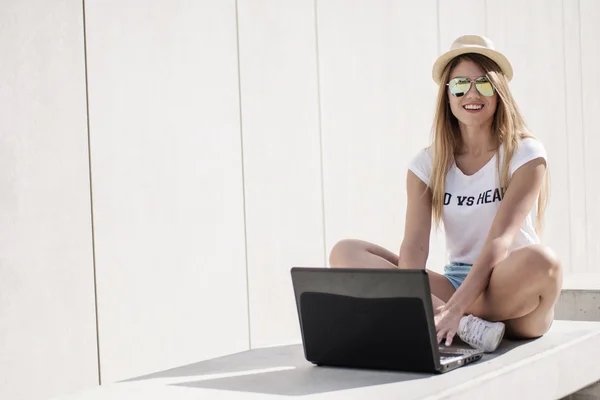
[
  {"x1": 521, "y1": 244, "x2": 562, "y2": 287},
  {"x1": 473, "y1": 245, "x2": 562, "y2": 321},
  {"x1": 329, "y1": 239, "x2": 365, "y2": 268}
]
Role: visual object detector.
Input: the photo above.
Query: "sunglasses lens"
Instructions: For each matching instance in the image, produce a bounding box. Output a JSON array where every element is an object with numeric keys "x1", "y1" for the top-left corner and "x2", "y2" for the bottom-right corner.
[
  {"x1": 448, "y1": 78, "x2": 471, "y2": 97},
  {"x1": 475, "y1": 79, "x2": 494, "y2": 96}
]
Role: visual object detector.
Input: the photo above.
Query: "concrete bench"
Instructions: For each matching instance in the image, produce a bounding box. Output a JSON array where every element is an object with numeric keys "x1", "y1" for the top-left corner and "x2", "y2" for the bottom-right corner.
[
  {"x1": 52, "y1": 320, "x2": 600, "y2": 400},
  {"x1": 556, "y1": 285, "x2": 600, "y2": 399}
]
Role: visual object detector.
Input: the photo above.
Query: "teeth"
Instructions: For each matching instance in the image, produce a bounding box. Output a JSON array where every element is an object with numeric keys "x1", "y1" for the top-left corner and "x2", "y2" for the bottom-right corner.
[{"x1": 464, "y1": 104, "x2": 483, "y2": 110}]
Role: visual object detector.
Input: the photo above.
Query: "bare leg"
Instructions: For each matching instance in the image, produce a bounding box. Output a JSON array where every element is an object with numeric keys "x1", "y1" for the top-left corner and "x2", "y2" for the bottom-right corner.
[
  {"x1": 329, "y1": 239, "x2": 456, "y2": 311},
  {"x1": 467, "y1": 244, "x2": 562, "y2": 338}
]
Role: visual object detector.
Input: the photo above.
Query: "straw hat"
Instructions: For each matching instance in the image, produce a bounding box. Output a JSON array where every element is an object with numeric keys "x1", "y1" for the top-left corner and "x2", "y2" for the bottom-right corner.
[{"x1": 432, "y1": 35, "x2": 513, "y2": 85}]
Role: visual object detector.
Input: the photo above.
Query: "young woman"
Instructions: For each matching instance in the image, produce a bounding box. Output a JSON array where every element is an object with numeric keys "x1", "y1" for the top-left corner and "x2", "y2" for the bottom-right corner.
[{"x1": 329, "y1": 35, "x2": 562, "y2": 353}]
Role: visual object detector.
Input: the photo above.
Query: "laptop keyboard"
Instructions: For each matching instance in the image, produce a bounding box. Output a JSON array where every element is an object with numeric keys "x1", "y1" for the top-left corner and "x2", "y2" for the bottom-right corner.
[{"x1": 439, "y1": 347, "x2": 480, "y2": 355}]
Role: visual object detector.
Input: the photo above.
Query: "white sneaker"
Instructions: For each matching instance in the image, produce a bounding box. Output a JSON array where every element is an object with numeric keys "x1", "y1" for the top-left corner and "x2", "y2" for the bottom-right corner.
[{"x1": 457, "y1": 315, "x2": 505, "y2": 353}]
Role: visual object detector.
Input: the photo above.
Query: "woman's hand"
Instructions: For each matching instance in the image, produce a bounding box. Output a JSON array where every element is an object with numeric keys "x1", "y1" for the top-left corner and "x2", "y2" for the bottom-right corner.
[{"x1": 434, "y1": 306, "x2": 464, "y2": 346}]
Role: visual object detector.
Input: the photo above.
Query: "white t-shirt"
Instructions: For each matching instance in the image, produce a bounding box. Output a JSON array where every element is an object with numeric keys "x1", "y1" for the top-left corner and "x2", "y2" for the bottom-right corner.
[{"x1": 408, "y1": 138, "x2": 547, "y2": 265}]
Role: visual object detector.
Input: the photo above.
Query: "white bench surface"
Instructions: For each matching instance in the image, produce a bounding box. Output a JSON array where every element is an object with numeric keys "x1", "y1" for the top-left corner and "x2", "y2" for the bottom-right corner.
[{"x1": 51, "y1": 320, "x2": 600, "y2": 400}]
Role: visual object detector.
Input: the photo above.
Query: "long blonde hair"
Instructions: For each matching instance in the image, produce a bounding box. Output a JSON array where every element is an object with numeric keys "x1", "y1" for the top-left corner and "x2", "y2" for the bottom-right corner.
[{"x1": 428, "y1": 53, "x2": 549, "y2": 234}]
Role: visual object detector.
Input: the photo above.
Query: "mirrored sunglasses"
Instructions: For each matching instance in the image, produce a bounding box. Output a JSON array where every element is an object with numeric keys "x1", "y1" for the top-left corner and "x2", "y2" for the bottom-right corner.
[{"x1": 447, "y1": 77, "x2": 495, "y2": 97}]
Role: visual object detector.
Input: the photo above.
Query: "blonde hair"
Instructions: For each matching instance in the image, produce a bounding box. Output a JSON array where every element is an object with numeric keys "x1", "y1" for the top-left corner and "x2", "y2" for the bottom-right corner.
[{"x1": 428, "y1": 53, "x2": 549, "y2": 234}]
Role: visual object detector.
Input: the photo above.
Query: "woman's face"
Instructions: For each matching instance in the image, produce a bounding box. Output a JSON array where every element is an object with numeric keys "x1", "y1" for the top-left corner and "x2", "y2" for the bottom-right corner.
[{"x1": 447, "y1": 60, "x2": 498, "y2": 128}]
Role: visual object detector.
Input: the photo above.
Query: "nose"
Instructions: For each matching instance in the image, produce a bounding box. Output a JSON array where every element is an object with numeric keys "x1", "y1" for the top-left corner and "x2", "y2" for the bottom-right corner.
[{"x1": 464, "y1": 80, "x2": 480, "y2": 99}]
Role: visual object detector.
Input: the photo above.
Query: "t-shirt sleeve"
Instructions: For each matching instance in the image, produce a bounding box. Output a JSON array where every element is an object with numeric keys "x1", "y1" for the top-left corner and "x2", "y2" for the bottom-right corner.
[
  {"x1": 510, "y1": 137, "x2": 548, "y2": 176},
  {"x1": 408, "y1": 147, "x2": 433, "y2": 186}
]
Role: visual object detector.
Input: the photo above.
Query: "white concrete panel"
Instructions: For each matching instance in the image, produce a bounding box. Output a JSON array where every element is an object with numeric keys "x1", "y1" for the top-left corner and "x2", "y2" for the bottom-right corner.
[
  {"x1": 487, "y1": 0, "x2": 571, "y2": 272},
  {"x1": 580, "y1": 0, "x2": 600, "y2": 274},
  {"x1": 85, "y1": 0, "x2": 249, "y2": 382},
  {"x1": 562, "y1": 0, "x2": 589, "y2": 275},
  {"x1": 438, "y1": 0, "x2": 486, "y2": 53},
  {"x1": 237, "y1": 0, "x2": 324, "y2": 348},
  {"x1": 556, "y1": 289, "x2": 600, "y2": 321},
  {"x1": 0, "y1": 0, "x2": 98, "y2": 399},
  {"x1": 317, "y1": 0, "x2": 446, "y2": 272}
]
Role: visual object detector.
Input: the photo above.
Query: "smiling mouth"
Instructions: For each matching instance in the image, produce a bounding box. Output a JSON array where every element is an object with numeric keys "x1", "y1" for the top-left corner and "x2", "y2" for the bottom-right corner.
[{"x1": 463, "y1": 104, "x2": 484, "y2": 112}]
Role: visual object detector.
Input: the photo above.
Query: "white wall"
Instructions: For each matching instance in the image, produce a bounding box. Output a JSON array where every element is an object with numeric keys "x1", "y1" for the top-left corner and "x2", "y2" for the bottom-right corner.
[
  {"x1": 0, "y1": 1, "x2": 98, "y2": 399},
  {"x1": 580, "y1": 0, "x2": 600, "y2": 274},
  {"x1": 318, "y1": 0, "x2": 443, "y2": 270},
  {"x1": 236, "y1": 0, "x2": 325, "y2": 349},
  {"x1": 2, "y1": 0, "x2": 600, "y2": 399},
  {"x1": 563, "y1": 0, "x2": 590, "y2": 277},
  {"x1": 84, "y1": 0, "x2": 249, "y2": 383}
]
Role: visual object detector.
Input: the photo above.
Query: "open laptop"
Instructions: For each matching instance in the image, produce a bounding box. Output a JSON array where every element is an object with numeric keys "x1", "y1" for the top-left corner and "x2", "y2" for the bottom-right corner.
[{"x1": 290, "y1": 267, "x2": 483, "y2": 373}]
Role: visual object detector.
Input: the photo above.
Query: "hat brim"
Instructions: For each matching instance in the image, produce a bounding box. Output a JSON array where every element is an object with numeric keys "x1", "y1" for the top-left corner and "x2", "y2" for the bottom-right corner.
[{"x1": 432, "y1": 47, "x2": 513, "y2": 85}]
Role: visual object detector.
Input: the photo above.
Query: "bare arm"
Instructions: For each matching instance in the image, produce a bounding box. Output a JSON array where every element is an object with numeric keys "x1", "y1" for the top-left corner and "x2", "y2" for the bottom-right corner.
[
  {"x1": 398, "y1": 170, "x2": 432, "y2": 269},
  {"x1": 444, "y1": 157, "x2": 547, "y2": 313}
]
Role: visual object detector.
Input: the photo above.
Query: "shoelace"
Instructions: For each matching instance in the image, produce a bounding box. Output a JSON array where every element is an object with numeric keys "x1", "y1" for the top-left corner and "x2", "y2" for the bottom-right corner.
[{"x1": 462, "y1": 317, "x2": 490, "y2": 347}]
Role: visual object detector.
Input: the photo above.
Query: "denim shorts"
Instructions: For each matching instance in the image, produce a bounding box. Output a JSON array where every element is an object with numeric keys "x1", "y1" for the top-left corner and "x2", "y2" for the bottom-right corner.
[{"x1": 443, "y1": 263, "x2": 473, "y2": 289}]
